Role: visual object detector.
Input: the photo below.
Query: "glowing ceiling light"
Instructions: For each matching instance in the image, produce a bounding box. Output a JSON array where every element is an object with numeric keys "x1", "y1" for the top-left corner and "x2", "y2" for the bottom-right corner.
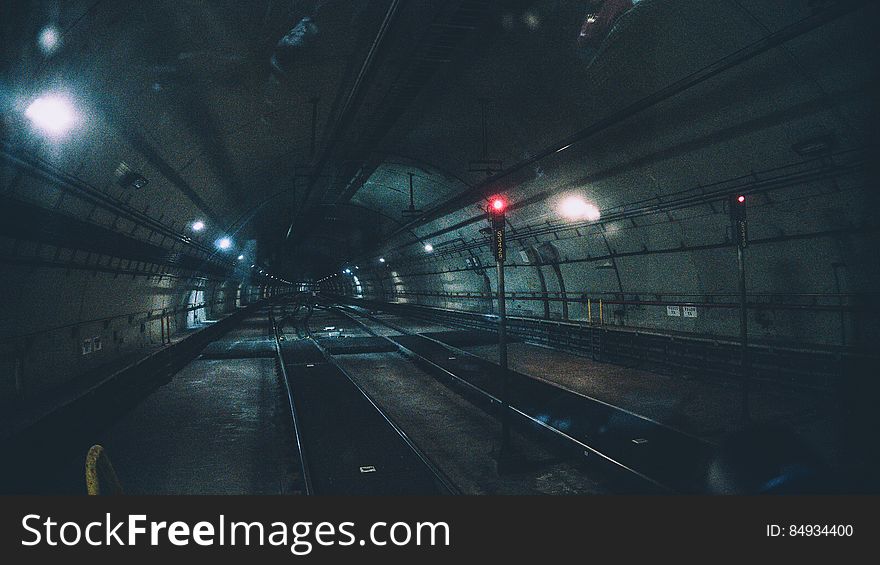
[
  {"x1": 24, "y1": 95, "x2": 77, "y2": 137},
  {"x1": 237, "y1": 255, "x2": 244, "y2": 260},
  {"x1": 217, "y1": 237, "x2": 232, "y2": 250},
  {"x1": 38, "y1": 26, "x2": 61, "y2": 56},
  {"x1": 559, "y1": 196, "x2": 600, "y2": 221},
  {"x1": 556, "y1": 143, "x2": 573, "y2": 153},
  {"x1": 191, "y1": 220, "x2": 205, "y2": 232},
  {"x1": 424, "y1": 243, "x2": 434, "y2": 253},
  {"x1": 379, "y1": 257, "x2": 385, "y2": 263}
]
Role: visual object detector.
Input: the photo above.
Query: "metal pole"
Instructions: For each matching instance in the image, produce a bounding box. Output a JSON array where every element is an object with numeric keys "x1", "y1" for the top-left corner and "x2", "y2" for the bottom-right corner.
[
  {"x1": 738, "y1": 244, "x2": 749, "y2": 425},
  {"x1": 497, "y1": 258, "x2": 511, "y2": 469},
  {"x1": 309, "y1": 97, "x2": 319, "y2": 160}
]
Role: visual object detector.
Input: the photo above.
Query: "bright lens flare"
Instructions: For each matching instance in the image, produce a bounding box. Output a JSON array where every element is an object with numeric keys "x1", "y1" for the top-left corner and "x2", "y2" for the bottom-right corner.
[
  {"x1": 559, "y1": 196, "x2": 600, "y2": 221},
  {"x1": 24, "y1": 95, "x2": 77, "y2": 137}
]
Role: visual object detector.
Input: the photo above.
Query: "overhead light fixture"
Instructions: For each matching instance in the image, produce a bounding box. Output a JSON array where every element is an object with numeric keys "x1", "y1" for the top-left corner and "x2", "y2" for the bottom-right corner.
[
  {"x1": 379, "y1": 257, "x2": 385, "y2": 263},
  {"x1": 37, "y1": 26, "x2": 61, "y2": 56},
  {"x1": 424, "y1": 243, "x2": 434, "y2": 253},
  {"x1": 216, "y1": 237, "x2": 232, "y2": 250},
  {"x1": 114, "y1": 162, "x2": 149, "y2": 190},
  {"x1": 191, "y1": 220, "x2": 205, "y2": 232},
  {"x1": 24, "y1": 95, "x2": 77, "y2": 137},
  {"x1": 237, "y1": 255, "x2": 244, "y2": 260},
  {"x1": 559, "y1": 195, "x2": 600, "y2": 221},
  {"x1": 556, "y1": 143, "x2": 573, "y2": 153}
]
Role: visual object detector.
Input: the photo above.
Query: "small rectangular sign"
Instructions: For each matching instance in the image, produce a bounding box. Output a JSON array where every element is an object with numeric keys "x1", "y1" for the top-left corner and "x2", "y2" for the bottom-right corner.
[
  {"x1": 493, "y1": 226, "x2": 505, "y2": 263},
  {"x1": 81, "y1": 339, "x2": 93, "y2": 355},
  {"x1": 735, "y1": 219, "x2": 748, "y2": 248},
  {"x1": 666, "y1": 305, "x2": 681, "y2": 317},
  {"x1": 683, "y1": 306, "x2": 698, "y2": 318}
]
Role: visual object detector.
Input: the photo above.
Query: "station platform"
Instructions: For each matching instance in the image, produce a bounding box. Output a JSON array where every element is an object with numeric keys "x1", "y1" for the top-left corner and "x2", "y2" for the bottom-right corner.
[
  {"x1": 1, "y1": 309, "x2": 299, "y2": 494},
  {"x1": 96, "y1": 311, "x2": 299, "y2": 494}
]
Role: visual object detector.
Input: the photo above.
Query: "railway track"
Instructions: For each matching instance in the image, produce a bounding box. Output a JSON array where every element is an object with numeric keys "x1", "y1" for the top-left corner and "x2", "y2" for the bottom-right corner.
[
  {"x1": 271, "y1": 304, "x2": 458, "y2": 495},
  {"x1": 331, "y1": 303, "x2": 716, "y2": 494}
]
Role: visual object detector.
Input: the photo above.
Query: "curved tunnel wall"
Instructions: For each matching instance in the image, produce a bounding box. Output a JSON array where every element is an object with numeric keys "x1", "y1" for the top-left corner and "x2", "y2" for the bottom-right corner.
[
  {"x1": 326, "y1": 1, "x2": 878, "y2": 352},
  {"x1": 349, "y1": 159, "x2": 876, "y2": 350},
  {"x1": 0, "y1": 157, "x2": 291, "y2": 406},
  {"x1": 3, "y1": 1, "x2": 877, "y2": 407},
  {"x1": 0, "y1": 260, "x2": 282, "y2": 405}
]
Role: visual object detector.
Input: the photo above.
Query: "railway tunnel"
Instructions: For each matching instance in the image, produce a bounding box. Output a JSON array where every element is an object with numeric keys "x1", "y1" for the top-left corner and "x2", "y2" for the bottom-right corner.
[{"x1": 1, "y1": 0, "x2": 878, "y2": 495}]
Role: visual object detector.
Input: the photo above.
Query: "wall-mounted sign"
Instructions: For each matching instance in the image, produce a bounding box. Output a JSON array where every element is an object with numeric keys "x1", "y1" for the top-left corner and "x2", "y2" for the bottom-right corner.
[
  {"x1": 666, "y1": 305, "x2": 681, "y2": 317},
  {"x1": 81, "y1": 339, "x2": 93, "y2": 355},
  {"x1": 93, "y1": 336, "x2": 103, "y2": 351},
  {"x1": 683, "y1": 306, "x2": 698, "y2": 318}
]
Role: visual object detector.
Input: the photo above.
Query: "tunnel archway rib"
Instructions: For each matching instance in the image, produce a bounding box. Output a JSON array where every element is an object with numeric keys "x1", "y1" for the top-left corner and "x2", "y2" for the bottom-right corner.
[{"x1": 377, "y1": 0, "x2": 869, "y2": 243}]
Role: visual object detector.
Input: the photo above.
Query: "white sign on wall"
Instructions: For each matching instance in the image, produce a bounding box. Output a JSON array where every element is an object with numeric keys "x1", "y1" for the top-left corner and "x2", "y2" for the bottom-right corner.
[
  {"x1": 81, "y1": 339, "x2": 93, "y2": 355},
  {"x1": 683, "y1": 306, "x2": 698, "y2": 318},
  {"x1": 666, "y1": 305, "x2": 681, "y2": 317}
]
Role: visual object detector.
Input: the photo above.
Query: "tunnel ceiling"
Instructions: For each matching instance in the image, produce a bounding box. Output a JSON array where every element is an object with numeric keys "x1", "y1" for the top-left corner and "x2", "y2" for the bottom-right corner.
[{"x1": 2, "y1": 0, "x2": 876, "y2": 280}]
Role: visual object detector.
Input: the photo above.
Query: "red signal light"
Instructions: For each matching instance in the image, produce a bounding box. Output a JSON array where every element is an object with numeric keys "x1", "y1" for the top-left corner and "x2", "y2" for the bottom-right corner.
[
  {"x1": 737, "y1": 195, "x2": 745, "y2": 204},
  {"x1": 489, "y1": 196, "x2": 507, "y2": 214}
]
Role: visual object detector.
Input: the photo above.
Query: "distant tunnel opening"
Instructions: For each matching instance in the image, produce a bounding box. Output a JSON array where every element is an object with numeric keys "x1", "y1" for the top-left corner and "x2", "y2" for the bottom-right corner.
[
  {"x1": 186, "y1": 290, "x2": 206, "y2": 328},
  {"x1": 352, "y1": 275, "x2": 364, "y2": 299}
]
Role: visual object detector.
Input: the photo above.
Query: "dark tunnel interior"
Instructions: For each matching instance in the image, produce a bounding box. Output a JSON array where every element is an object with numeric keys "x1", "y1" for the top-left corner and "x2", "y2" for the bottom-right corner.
[{"x1": 1, "y1": 0, "x2": 878, "y2": 497}]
